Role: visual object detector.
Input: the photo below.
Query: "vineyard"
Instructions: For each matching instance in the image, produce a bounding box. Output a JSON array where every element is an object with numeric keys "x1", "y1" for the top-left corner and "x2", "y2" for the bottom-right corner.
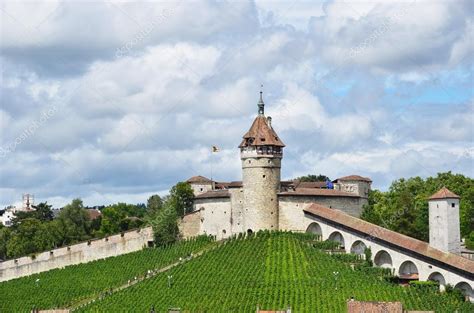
[
  {"x1": 0, "y1": 236, "x2": 215, "y2": 312},
  {"x1": 77, "y1": 232, "x2": 472, "y2": 312}
]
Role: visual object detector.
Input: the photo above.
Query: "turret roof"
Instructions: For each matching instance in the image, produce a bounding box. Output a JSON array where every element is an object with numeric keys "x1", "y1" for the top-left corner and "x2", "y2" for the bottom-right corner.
[
  {"x1": 239, "y1": 115, "x2": 285, "y2": 148},
  {"x1": 335, "y1": 175, "x2": 372, "y2": 183},
  {"x1": 186, "y1": 176, "x2": 213, "y2": 184},
  {"x1": 429, "y1": 187, "x2": 460, "y2": 200}
]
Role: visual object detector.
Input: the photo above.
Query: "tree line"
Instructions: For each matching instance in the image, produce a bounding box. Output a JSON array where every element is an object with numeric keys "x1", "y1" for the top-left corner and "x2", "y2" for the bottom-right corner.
[
  {"x1": 0, "y1": 182, "x2": 195, "y2": 260},
  {"x1": 361, "y1": 172, "x2": 474, "y2": 249}
]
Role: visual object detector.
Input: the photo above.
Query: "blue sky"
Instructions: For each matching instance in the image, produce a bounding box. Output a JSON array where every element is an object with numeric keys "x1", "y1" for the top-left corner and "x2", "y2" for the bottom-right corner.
[{"x1": 0, "y1": 0, "x2": 472, "y2": 208}]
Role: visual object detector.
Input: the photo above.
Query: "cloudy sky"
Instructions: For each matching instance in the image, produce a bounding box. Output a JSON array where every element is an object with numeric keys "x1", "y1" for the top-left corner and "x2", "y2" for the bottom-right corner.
[{"x1": 0, "y1": 0, "x2": 472, "y2": 208}]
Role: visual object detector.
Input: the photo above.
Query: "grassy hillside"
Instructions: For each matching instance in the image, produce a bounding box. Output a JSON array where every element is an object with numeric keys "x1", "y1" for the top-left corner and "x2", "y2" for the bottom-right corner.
[
  {"x1": 78, "y1": 232, "x2": 472, "y2": 312},
  {"x1": 0, "y1": 236, "x2": 215, "y2": 312}
]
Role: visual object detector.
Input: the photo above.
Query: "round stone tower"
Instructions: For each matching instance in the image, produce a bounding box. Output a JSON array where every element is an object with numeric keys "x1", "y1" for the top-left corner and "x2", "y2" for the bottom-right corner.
[{"x1": 239, "y1": 91, "x2": 285, "y2": 233}]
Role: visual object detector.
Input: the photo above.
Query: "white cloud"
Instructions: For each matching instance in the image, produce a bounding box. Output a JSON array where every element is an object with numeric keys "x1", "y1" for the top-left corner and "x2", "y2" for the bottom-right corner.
[{"x1": 0, "y1": 0, "x2": 472, "y2": 208}]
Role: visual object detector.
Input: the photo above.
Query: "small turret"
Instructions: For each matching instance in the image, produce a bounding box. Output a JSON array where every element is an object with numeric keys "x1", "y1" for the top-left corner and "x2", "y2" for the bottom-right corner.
[{"x1": 428, "y1": 187, "x2": 461, "y2": 254}]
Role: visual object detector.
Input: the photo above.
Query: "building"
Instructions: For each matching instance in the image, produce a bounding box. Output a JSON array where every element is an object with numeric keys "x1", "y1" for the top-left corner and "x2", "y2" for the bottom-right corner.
[
  {"x1": 180, "y1": 92, "x2": 371, "y2": 239},
  {"x1": 179, "y1": 92, "x2": 473, "y2": 299}
]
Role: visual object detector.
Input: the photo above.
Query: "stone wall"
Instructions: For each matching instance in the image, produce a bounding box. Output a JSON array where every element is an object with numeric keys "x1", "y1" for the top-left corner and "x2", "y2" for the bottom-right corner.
[
  {"x1": 429, "y1": 198, "x2": 461, "y2": 254},
  {"x1": 195, "y1": 197, "x2": 232, "y2": 240},
  {"x1": 242, "y1": 157, "x2": 280, "y2": 232},
  {"x1": 347, "y1": 300, "x2": 403, "y2": 313},
  {"x1": 230, "y1": 188, "x2": 244, "y2": 234},
  {"x1": 278, "y1": 195, "x2": 364, "y2": 231},
  {"x1": 189, "y1": 182, "x2": 213, "y2": 196},
  {"x1": 0, "y1": 227, "x2": 153, "y2": 282},
  {"x1": 179, "y1": 210, "x2": 201, "y2": 238}
]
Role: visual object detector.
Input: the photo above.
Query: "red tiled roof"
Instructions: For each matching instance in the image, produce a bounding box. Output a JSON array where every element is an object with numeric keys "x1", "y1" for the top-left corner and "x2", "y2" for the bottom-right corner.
[
  {"x1": 429, "y1": 187, "x2": 460, "y2": 200},
  {"x1": 304, "y1": 204, "x2": 474, "y2": 275},
  {"x1": 294, "y1": 181, "x2": 327, "y2": 189},
  {"x1": 195, "y1": 190, "x2": 230, "y2": 199},
  {"x1": 187, "y1": 176, "x2": 213, "y2": 184},
  {"x1": 399, "y1": 273, "x2": 419, "y2": 280},
  {"x1": 336, "y1": 175, "x2": 372, "y2": 183},
  {"x1": 87, "y1": 209, "x2": 102, "y2": 220},
  {"x1": 214, "y1": 181, "x2": 243, "y2": 189},
  {"x1": 279, "y1": 188, "x2": 359, "y2": 198},
  {"x1": 239, "y1": 115, "x2": 285, "y2": 148}
]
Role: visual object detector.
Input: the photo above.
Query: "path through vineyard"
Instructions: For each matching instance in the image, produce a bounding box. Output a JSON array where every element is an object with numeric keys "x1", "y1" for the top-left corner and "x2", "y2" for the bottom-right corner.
[{"x1": 69, "y1": 243, "x2": 220, "y2": 311}]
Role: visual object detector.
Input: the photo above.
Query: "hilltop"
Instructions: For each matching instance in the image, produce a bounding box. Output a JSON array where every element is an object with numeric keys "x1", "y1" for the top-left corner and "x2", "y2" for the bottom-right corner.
[{"x1": 1, "y1": 232, "x2": 472, "y2": 312}]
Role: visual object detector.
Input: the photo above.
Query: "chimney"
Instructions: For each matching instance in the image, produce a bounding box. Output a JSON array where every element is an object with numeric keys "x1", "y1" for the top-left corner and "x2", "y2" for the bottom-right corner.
[{"x1": 267, "y1": 116, "x2": 272, "y2": 127}]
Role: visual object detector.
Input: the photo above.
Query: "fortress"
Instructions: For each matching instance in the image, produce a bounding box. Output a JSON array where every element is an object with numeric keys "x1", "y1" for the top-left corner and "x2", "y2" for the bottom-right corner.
[
  {"x1": 179, "y1": 92, "x2": 474, "y2": 299},
  {"x1": 180, "y1": 91, "x2": 371, "y2": 239}
]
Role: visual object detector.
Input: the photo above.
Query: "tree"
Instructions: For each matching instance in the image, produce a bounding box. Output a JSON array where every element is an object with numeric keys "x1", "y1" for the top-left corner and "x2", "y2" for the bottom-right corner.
[
  {"x1": 57, "y1": 199, "x2": 90, "y2": 244},
  {"x1": 99, "y1": 203, "x2": 145, "y2": 235},
  {"x1": 147, "y1": 195, "x2": 164, "y2": 214},
  {"x1": 32, "y1": 202, "x2": 54, "y2": 222},
  {"x1": 361, "y1": 172, "x2": 474, "y2": 242},
  {"x1": 169, "y1": 182, "x2": 194, "y2": 217},
  {"x1": 100, "y1": 205, "x2": 125, "y2": 235},
  {"x1": 149, "y1": 200, "x2": 179, "y2": 246},
  {"x1": 0, "y1": 227, "x2": 11, "y2": 260},
  {"x1": 294, "y1": 174, "x2": 330, "y2": 182}
]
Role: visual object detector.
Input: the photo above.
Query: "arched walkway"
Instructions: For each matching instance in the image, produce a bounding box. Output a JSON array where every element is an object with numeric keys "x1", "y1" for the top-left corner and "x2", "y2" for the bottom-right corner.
[
  {"x1": 428, "y1": 272, "x2": 446, "y2": 292},
  {"x1": 328, "y1": 231, "x2": 345, "y2": 248},
  {"x1": 306, "y1": 222, "x2": 322, "y2": 238},
  {"x1": 428, "y1": 272, "x2": 446, "y2": 285},
  {"x1": 399, "y1": 260, "x2": 419, "y2": 279},
  {"x1": 374, "y1": 250, "x2": 393, "y2": 269},
  {"x1": 455, "y1": 282, "x2": 473, "y2": 300},
  {"x1": 350, "y1": 240, "x2": 367, "y2": 255}
]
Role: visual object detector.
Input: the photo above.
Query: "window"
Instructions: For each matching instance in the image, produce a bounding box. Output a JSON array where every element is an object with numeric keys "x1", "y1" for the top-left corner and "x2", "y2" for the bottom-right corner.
[
  {"x1": 222, "y1": 229, "x2": 226, "y2": 234},
  {"x1": 452, "y1": 203, "x2": 455, "y2": 208},
  {"x1": 263, "y1": 175, "x2": 266, "y2": 178}
]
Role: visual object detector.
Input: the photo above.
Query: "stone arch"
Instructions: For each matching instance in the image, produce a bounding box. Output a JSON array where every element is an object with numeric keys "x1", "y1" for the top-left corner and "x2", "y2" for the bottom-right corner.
[
  {"x1": 427, "y1": 272, "x2": 446, "y2": 286},
  {"x1": 428, "y1": 272, "x2": 446, "y2": 291},
  {"x1": 306, "y1": 222, "x2": 323, "y2": 237},
  {"x1": 350, "y1": 240, "x2": 367, "y2": 255},
  {"x1": 454, "y1": 282, "x2": 473, "y2": 300},
  {"x1": 374, "y1": 250, "x2": 393, "y2": 269},
  {"x1": 328, "y1": 231, "x2": 345, "y2": 248},
  {"x1": 399, "y1": 260, "x2": 419, "y2": 279}
]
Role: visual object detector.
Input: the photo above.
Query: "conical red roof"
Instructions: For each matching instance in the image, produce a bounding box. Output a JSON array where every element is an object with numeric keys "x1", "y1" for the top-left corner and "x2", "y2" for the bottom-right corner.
[
  {"x1": 239, "y1": 115, "x2": 285, "y2": 148},
  {"x1": 429, "y1": 187, "x2": 460, "y2": 200}
]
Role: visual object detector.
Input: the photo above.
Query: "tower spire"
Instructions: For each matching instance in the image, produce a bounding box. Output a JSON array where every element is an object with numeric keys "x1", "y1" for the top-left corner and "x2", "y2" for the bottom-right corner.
[{"x1": 258, "y1": 85, "x2": 264, "y2": 115}]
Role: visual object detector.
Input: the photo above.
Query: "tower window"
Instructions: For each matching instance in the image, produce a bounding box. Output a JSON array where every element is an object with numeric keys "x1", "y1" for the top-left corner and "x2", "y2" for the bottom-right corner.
[
  {"x1": 248, "y1": 160, "x2": 251, "y2": 164},
  {"x1": 263, "y1": 175, "x2": 266, "y2": 178},
  {"x1": 452, "y1": 203, "x2": 455, "y2": 208}
]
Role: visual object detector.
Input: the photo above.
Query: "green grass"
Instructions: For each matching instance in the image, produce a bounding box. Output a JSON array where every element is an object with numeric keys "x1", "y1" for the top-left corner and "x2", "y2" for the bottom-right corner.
[
  {"x1": 77, "y1": 232, "x2": 473, "y2": 312},
  {"x1": 0, "y1": 236, "x2": 215, "y2": 312}
]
